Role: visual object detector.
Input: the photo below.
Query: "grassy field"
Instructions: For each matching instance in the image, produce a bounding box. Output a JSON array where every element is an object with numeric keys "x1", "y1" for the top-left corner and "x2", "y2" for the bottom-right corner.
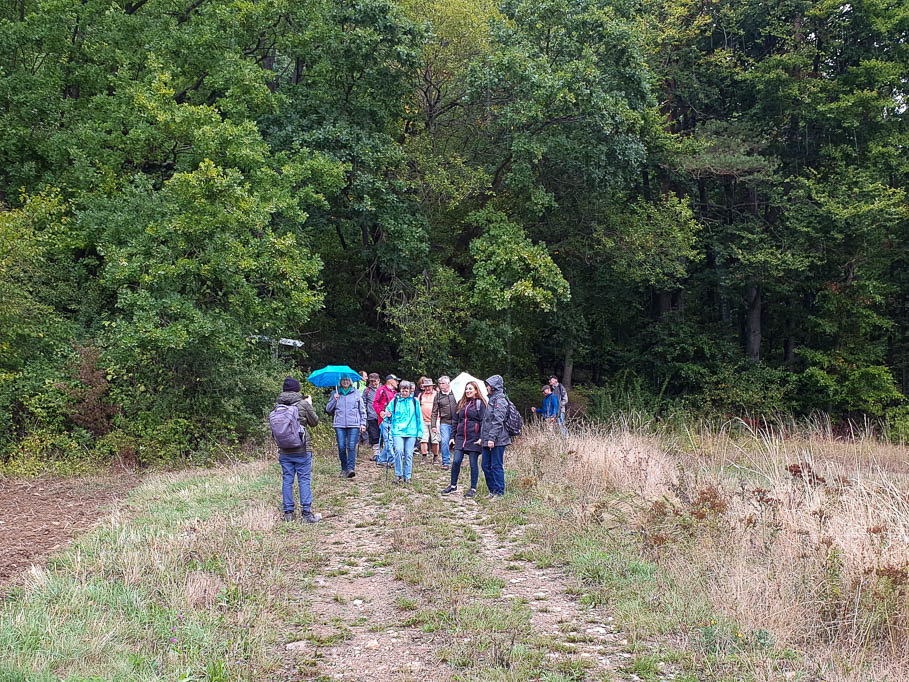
[{"x1": 2, "y1": 419, "x2": 908, "y2": 680}]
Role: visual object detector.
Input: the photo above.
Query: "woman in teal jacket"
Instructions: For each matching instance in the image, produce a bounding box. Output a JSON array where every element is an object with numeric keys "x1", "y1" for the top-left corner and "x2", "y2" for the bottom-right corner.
[{"x1": 388, "y1": 380, "x2": 424, "y2": 484}]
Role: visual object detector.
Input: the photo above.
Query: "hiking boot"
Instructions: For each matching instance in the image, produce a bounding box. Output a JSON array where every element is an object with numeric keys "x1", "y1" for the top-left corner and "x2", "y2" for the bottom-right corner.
[
  {"x1": 394, "y1": 476, "x2": 404, "y2": 485},
  {"x1": 442, "y1": 465, "x2": 450, "y2": 471},
  {"x1": 441, "y1": 485, "x2": 457, "y2": 495},
  {"x1": 368, "y1": 455, "x2": 378, "y2": 461},
  {"x1": 283, "y1": 511, "x2": 294, "y2": 522},
  {"x1": 464, "y1": 488, "x2": 476, "y2": 499},
  {"x1": 339, "y1": 470, "x2": 349, "y2": 478},
  {"x1": 300, "y1": 511, "x2": 321, "y2": 524},
  {"x1": 421, "y1": 454, "x2": 427, "y2": 464},
  {"x1": 432, "y1": 455, "x2": 438, "y2": 466},
  {"x1": 346, "y1": 469, "x2": 356, "y2": 479}
]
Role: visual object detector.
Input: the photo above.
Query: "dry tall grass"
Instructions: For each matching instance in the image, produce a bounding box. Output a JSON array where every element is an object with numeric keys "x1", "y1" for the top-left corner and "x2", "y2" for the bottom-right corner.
[{"x1": 509, "y1": 419, "x2": 909, "y2": 680}]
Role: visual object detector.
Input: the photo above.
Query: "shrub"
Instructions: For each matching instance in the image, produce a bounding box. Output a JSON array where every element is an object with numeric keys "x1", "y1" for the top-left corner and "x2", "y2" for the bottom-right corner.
[
  {"x1": 696, "y1": 362, "x2": 791, "y2": 415},
  {"x1": 56, "y1": 344, "x2": 119, "y2": 437},
  {"x1": 2, "y1": 429, "x2": 97, "y2": 476}
]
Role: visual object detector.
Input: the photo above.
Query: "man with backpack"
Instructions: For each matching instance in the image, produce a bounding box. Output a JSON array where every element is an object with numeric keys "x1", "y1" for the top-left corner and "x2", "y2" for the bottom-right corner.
[
  {"x1": 271, "y1": 376, "x2": 321, "y2": 523},
  {"x1": 479, "y1": 374, "x2": 519, "y2": 499}
]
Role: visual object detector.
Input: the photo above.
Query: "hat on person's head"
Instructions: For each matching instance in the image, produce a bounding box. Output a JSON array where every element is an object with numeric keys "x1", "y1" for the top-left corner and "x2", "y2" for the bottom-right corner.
[
  {"x1": 368, "y1": 372, "x2": 381, "y2": 381},
  {"x1": 283, "y1": 376, "x2": 301, "y2": 392},
  {"x1": 386, "y1": 374, "x2": 401, "y2": 382},
  {"x1": 421, "y1": 378, "x2": 434, "y2": 388}
]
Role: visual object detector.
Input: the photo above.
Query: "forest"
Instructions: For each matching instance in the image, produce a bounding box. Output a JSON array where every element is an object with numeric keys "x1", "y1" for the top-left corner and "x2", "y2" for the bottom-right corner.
[{"x1": 1, "y1": 0, "x2": 907, "y2": 468}]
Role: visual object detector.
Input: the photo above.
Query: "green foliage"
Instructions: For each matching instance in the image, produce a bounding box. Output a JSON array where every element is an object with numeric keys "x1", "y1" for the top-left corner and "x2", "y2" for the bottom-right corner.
[
  {"x1": 1, "y1": 0, "x2": 908, "y2": 468},
  {"x1": 597, "y1": 193, "x2": 702, "y2": 288},
  {"x1": 469, "y1": 209, "x2": 569, "y2": 312},
  {"x1": 793, "y1": 351, "x2": 903, "y2": 417},
  {"x1": 697, "y1": 364, "x2": 792, "y2": 415},
  {"x1": 384, "y1": 266, "x2": 470, "y2": 376}
]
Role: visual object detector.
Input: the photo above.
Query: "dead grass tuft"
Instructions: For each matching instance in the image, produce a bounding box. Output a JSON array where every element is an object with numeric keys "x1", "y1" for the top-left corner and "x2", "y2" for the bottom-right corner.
[
  {"x1": 236, "y1": 504, "x2": 276, "y2": 532},
  {"x1": 184, "y1": 570, "x2": 224, "y2": 608}
]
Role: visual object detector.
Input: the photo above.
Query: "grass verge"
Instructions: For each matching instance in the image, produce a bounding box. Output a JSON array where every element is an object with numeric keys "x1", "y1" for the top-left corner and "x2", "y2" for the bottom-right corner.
[{"x1": 0, "y1": 458, "x2": 339, "y2": 681}]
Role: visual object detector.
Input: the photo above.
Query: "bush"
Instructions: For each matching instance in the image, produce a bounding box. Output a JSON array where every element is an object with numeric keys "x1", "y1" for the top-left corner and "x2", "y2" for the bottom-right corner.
[
  {"x1": 2, "y1": 429, "x2": 98, "y2": 476},
  {"x1": 696, "y1": 363, "x2": 791, "y2": 415},
  {"x1": 792, "y1": 351, "x2": 904, "y2": 418}
]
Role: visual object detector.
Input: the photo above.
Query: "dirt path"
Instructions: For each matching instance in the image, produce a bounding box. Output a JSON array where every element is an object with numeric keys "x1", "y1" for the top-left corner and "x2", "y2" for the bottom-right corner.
[
  {"x1": 0, "y1": 474, "x2": 137, "y2": 584},
  {"x1": 281, "y1": 457, "x2": 667, "y2": 681}
]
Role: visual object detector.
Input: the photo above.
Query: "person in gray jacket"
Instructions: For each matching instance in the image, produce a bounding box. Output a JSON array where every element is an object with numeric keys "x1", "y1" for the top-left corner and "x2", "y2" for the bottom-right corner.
[
  {"x1": 326, "y1": 376, "x2": 367, "y2": 478},
  {"x1": 276, "y1": 377, "x2": 321, "y2": 523},
  {"x1": 362, "y1": 372, "x2": 381, "y2": 460},
  {"x1": 479, "y1": 374, "x2": 510, "y2": 498}
]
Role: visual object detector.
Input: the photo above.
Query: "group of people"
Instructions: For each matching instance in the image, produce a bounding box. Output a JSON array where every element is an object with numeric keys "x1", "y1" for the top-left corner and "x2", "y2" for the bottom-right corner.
[
  {"x1": 272, "y1": 370, "x2": 569, "y2": 522},
  {"x1": 531, "y1": 376, "x2": 569, "y2": 435}
]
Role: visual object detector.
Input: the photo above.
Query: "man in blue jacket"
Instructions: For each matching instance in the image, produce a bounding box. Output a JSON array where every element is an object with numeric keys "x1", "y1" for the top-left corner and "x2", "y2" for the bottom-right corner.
[{"x1": 532, "y1": 385, "x2": 559, "y2": 425}]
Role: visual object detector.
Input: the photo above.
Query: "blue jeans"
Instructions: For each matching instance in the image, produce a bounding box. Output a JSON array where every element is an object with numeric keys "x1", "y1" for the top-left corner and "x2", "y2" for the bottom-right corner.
[
  {"x1": 394, "y1": 436, "x2": 416, "y2": 480},
  {"x1": 481, "y1": 445, "x2": 506, "y2": 495},
  {"x1": 451, "y1": 448, "x2": 479, "y2": 490},
  {"x1": 279, "y1": 452, "x2": 312, "y2": 513},
  {"x1": 377, "y1": 421, "x2": 394, "y2": 463},
  {"x1": 439, "y1": 423, "x2": 452, "y2": 466},
  {"x1": 335, "y1": 427, "x2": 360, "y2": 472},
  {"x1": 558, "y1": 412, "x2": 568, "y2": 435}
]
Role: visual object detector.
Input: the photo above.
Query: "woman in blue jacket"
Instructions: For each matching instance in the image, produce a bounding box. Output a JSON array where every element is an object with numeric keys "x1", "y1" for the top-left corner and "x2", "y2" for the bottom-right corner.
[
  {"x1": 326, "y1": 376, "x2": 366, "y2": 479},
  {"x1": 387, "y1": 380, "x2": 424, "y2": 484},
  {"x1": 440, "y1": 381, "x2": 486, "y2": 498}
]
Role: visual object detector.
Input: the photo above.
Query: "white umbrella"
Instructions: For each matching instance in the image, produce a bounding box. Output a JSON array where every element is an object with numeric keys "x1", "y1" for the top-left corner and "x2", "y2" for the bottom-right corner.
[{"x1": 449, "y1": 372, "x2": 488, "y2": 401}]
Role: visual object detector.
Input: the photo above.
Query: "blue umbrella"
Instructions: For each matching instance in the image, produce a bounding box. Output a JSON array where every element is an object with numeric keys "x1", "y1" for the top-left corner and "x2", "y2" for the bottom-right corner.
[{"x1": 307, "y1": 364, "x2": 362, "y2": 387}]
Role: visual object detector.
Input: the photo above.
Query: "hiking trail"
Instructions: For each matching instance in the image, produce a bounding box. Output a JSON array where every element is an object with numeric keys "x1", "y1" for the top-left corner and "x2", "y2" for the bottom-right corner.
[{"x1": 277, "y1": 455, "x2": 677, "y2": 681}]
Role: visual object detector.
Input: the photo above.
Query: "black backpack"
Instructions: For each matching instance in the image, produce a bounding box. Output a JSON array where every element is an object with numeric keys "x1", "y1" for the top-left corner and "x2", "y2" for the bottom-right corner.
[{"x1": 502, "y1": 396, "x2": 523, "y2": 437}]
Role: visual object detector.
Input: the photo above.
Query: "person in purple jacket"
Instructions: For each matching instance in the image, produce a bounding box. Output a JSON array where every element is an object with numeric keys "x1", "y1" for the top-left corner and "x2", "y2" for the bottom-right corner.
[{"x1": 440, "y1": 381, "x2": 487, "y2": 499}]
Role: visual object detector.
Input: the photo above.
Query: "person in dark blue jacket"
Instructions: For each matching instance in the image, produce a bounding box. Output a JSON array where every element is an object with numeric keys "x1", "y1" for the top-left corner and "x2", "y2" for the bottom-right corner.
[
  {"x1": 532, "y1": 385, "x2": 559, "y2": 423},
  {"x1": 440, "y1": 381, "x2": 487, "y2": 498}
]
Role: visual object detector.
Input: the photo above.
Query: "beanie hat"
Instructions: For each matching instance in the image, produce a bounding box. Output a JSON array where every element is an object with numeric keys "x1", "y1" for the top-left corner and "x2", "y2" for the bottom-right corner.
[{"x1": 283, "y1": 376, "x2": 301, "y2": 393}]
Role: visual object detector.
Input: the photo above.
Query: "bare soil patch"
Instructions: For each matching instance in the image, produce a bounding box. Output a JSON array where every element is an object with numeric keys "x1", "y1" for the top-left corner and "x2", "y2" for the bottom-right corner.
[{"x1": 0, "y1": 474, "x2": 137, "y2": 583}]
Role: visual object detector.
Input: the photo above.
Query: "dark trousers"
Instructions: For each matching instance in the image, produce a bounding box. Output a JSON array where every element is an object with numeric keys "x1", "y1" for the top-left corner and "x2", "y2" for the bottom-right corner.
[
  {"x1": 450, "y1": 448, "x2": 479, "y2": 490},
  {"x1": 279, "y1": 452, "x2": 312, "y2": 513},
  {"x1": 366, "y1": 418, "x2": 380, "y2": 445},
  {"x1": 481, "y1": 445, "x2": 506, "y2": 495}
]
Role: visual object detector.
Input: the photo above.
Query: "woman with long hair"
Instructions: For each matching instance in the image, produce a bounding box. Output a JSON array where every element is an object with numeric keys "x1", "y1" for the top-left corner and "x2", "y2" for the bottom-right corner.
[{"x1": 440, "y1": 381, "x2": 487, "y2": 498}]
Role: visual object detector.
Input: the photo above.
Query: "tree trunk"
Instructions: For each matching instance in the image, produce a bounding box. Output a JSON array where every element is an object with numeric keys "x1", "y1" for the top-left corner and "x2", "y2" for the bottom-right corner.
[
  {"x1": 784, "y1": 337, "x2": 795, "y2": 368},
  {"x1": 672, "y1": 289, "x2": 684, "y2": 317},
  {"x1": 746, "y1": 285, "x2": 761, "y2": 362},
  {"x1": 293, "y1": 57, "x2": 304, "y2": 85},
  {"x1": 562, "y1": 346, "x2": 574, "y2": 390},
  {"x1": 656, "y1": 291, "x2": 672, "y2": 316}
]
